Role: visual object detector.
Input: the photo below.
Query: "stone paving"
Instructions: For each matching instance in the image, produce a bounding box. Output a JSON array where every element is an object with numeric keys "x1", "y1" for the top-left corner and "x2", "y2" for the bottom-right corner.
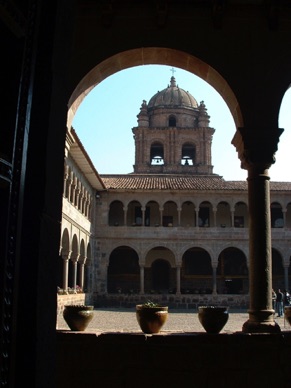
[{"x1": 57, "y1": 307, "x2": 291, "y2": 333}]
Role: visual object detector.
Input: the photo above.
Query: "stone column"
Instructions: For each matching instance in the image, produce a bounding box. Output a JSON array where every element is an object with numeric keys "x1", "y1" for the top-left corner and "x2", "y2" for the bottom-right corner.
[
  {"x1": 84, "y1": 192, "x2": 89, "y2": 217},
  {"x1": 123, "y1": 206, "x2": 127, "y2": 226},
  {"x1": 72, "y1": 255, "x2": 79, "y2": 290},
  {"x1": 284, "y1": 264, "x2": 289, "y2": 292},
  {"x1": 195, "y1": 208, "x2": 199, "y2": 228},
  {"x1": 63, "y1": 164, "x2": 69, "y2": 197},
  {"x1": 212, "y1": 261, "x2": 218, "y2": 295},
  {"x1": 74, "y1": 181, "x2": 80, "y2": 207},
  {"x1": 232, "y1": 127, "x2": 283, "y2": 333},
  {"x1": 62, "y1": 251, "x2": 71, "y2": 292},
  {"x1": 176, "y1": 265, "x2": 181, "y2": 295},
  {"x1": 160, "y1": 207, "x2": 163, "y2": 226},
  {"x1": 87, "y1": 195, "x2": 92, "y2": 220},
  {"x1": 213, "y1": 207, "x2": 217, "y2": 227},
  {"x1": 282, "y1": 209, "x2": 287, "y2": 227},
  {"x1": 177, "y1": 207, "x2": 181, "y2": 226},
  {"x1": 140, "y1": 265, "x2": 145, "y2": 294},
  {"x1": 230, "y1": 208, "x2": 235, "y2": 227},
  {"x1": 70, "y1": 176, "x2": 75, "y2": 203},
  {"x1": 78, "y1": 257, "x2": 86, "y2": 290},
  {"x1": 141, "y1": 206, "x2": 145, "y2": 226}
]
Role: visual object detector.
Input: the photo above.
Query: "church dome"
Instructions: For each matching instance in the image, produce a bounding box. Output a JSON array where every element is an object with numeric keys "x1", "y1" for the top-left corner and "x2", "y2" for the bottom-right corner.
[{"x1": 147, "y1": 76, "x2": 198, "y2": 110}]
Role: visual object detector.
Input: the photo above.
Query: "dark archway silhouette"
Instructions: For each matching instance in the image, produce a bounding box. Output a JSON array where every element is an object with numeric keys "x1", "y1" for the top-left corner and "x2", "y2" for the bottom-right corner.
[{"x1": 152, "y1": 259, "x2": 170, "y2": 292}]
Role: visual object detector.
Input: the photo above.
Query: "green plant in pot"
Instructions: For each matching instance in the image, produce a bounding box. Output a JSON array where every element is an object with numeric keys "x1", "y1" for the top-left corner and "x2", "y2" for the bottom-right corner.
[{"x1": 136, "y1": 300, "x2": 168, "y2": 334}]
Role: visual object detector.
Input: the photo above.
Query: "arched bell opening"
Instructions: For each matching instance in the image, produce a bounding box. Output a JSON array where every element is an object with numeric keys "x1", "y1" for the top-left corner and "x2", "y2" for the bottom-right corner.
[
  {"x1": 181, "y1": 142, "x2": 195, "y2": 165},
  {"x1": 150, "y1": 142, "x2": 164, "y2": 165}
]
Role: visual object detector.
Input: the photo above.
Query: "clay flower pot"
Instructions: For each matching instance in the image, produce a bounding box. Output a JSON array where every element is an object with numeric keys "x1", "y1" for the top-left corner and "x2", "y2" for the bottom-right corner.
[
  {"x1": 136, "y1": 303, "x2": 168, "y2": 334},
  {"x1": 284, "y1": 306, "x2": 291, "y2": 326},
  {"x1": 198, "y1": 306, "x2": 229, "y2": 334},
  {"x1": 63, "y1": 305, "x2": 94, "y2": 331}
]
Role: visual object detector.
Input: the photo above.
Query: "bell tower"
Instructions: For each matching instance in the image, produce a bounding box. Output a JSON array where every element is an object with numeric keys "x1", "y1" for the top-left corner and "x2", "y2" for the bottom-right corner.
[{"x1": 132, "y1": 76, "x2": 215, "y2": 175}]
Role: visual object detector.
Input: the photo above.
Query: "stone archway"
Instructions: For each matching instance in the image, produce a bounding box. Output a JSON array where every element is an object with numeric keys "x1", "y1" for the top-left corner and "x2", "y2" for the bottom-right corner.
[
  {"x1": 152, "y1": 259, "x2": 170, "y2": 292},
  {"x1": 67, "y1": 48, "x2": 243, "y2": 131}
]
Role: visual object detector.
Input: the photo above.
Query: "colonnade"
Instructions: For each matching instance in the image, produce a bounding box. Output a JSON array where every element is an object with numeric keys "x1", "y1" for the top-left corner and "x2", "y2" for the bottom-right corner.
[
  {"x1": 63, "y1": 164, "x2": 92, "y2": 219},
  {"x1": 60, "y1": 251, "x2": 87, "y2": 292}
]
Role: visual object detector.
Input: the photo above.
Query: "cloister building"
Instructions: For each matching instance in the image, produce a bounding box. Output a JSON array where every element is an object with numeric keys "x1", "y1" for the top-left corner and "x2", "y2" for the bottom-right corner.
[
  {"x1": 59, "y1": 75, "x2": 291, "y2": 308},
  {"x1": 4, "y1": 1, "x2": 291, "y2": 386}
]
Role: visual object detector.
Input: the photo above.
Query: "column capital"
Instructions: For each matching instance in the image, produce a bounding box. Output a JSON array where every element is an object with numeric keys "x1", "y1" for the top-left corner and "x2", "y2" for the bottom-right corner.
[
  {"x1": 232, "y1": 127, "x2": 284, "y2": 171},
  {"x1": 62, "y1": 250, "x2": 72, "y2": 261}
]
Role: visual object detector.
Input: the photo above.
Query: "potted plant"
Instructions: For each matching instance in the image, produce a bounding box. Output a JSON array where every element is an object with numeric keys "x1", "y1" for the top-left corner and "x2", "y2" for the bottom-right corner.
[
  {"x1": 198, "y1": 305, "x2": 229, "y2": 334},
  {"x1": 63, "y1": 304, "x2": 94, "y2": 331},
  {"x1": 136, "y1": 300, "x2": 168, "y2": 334}
]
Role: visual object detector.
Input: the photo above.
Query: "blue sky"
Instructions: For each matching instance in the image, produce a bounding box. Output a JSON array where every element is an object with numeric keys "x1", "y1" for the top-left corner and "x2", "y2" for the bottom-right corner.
[{"x1": 72, "y1": 65, "x2": 291, "y2": 181}]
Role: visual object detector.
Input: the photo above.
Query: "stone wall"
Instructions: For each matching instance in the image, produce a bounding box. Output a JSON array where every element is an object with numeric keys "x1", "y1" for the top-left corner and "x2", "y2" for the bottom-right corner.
[
  {"x1": 57, "y1": 293, "x2": 92, "y2": 315},
  {"x1": 56, "y1": 331, "x2": 291, "y2": 388},
  {"x1": 93, "y1": 293, "x2": 250, "y2": 310}
]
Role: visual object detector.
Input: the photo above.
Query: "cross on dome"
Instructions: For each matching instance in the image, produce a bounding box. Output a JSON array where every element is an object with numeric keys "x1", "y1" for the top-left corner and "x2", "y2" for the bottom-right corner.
[{"x1": 170, "y1": 67, "x2": 176, "y2": 76}]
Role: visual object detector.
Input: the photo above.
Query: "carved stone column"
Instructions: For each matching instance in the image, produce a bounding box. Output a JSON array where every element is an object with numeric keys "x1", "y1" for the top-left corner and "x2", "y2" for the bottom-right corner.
[{"x1": 232, "y1": 126, "x2": 283, "y2": 333}]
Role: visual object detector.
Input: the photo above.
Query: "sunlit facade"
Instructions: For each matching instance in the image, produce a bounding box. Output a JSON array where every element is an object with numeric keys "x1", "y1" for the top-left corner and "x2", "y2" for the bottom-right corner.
[{"x1": 59, "y1": 77, "x2": 291, "y2": 308}]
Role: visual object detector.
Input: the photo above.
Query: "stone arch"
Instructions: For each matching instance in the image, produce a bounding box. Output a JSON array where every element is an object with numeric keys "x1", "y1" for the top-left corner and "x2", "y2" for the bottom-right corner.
[
  {"x1": 58, "y1": 228, "x2": 70, "y2": 289},
  {"x1": 216, "y1": 201, "x2": 231, "y2": 228},
  {"x1": 162, "y1": 200, "x2": 178, "y2": 226},
  {"x1": 181, "y1": 247, "x2": 213, "y2": 294},
  {"x1": 181, "y1": 142, "x2": 195, "y2": 165},
  {"x1": 80, "y1": 239, "x2": 86, "y2": 259},
  {"x1": 271, "y1": 201, "x2": 284, "y2": 228},
  {"x1": 198, "y1": 200, "x2": 212, "y2": 227},
  {"x1": 151, "y1": 259, "x2": 171, "y2": 292},
  {"x1": 234, "y1": 201, "x2": 248, "y2": 228},
  {"x1": 60, "y1": 228, "x2": 70, "y2": 255},
  {"x1": 168, "y1": 114, "x2": 176, "y2": 127},
  {"x1": 144, "y1": 246, "x2": 175, "y2": 293},
  {"x1": 144, "y1": 200, "x2": 160, "y2": 227},
  {"x1": 71, "y1": 234, "x2": 79, "y2": 259},
  {"x1": 67, "y1": 48, "x2": 243, "y2": 132},
  {"x1": 150, "y1": 141, "x2": 164, "y2": 165},
  {"x1": 107, "y1": 245, "x2": 140, "y2": 293},
  {"x1": 181, "y1": 200, "x2": 196, "y2": 227},
  {"x1": 217, "y1": 247, "x2": 249, "y2": 295},
  {"x1": 127, "y1": 200, "x2": 142, "y2": 226},
  {"x1": 108, "y1": 200, "x2": 124, "y2": 226},
  {"x1": 272, "y1": 247, "x2": 284, "y2": 290}
]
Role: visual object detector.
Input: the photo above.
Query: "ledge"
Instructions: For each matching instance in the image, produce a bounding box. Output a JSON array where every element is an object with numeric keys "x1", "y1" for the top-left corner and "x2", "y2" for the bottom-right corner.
[{"x1": 56, "y1": 330, "x2": 291, "y2": 387}]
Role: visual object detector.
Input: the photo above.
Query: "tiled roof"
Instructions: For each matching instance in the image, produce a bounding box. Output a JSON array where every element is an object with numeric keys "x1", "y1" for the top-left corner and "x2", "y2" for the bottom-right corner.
[{"x1": 100, "y1": 174, "x2": 291, "y2": 192}]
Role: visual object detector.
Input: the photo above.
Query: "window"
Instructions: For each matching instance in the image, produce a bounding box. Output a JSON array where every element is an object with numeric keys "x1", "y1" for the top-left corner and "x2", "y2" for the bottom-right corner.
[{"x1": 169, "y1": 115, "x2": 176, "y2": 127}]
